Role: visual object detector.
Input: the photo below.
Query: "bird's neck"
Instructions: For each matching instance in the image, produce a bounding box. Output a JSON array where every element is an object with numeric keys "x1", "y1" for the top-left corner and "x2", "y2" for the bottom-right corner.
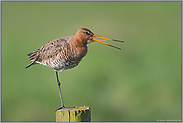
[
  {"x1": 70, "y1": 36, "x2": 87, "y2": 59},
  {"x1": 73, "y1": 35, "x2": 87, "y2": 47}
]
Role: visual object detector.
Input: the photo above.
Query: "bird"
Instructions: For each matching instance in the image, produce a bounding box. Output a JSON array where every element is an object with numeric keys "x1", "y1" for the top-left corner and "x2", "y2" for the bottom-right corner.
[{"x1": 25, "y1": 28, "x2": 124, "y2": 110}]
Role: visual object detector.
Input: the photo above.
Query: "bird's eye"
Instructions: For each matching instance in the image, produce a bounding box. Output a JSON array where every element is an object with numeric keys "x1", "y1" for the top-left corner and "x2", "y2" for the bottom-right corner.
[{"x1": 84, "y1": 32, "x2": 89, "y2": 35}]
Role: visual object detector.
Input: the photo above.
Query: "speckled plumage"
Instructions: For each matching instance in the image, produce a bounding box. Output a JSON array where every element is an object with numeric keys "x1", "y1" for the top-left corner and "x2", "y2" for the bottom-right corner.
[{"x1": 26, "y1": 35, "x2": 87, "y2": 71}]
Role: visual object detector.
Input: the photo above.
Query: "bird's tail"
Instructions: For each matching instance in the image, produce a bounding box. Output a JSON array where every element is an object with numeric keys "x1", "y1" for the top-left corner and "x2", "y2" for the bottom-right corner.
[
  {"x1": 25, "y1": 49, "x2": 40, "y2": 69},
  {"x1": 25, "y1": 61, "x2": 35, "y2": 69}
]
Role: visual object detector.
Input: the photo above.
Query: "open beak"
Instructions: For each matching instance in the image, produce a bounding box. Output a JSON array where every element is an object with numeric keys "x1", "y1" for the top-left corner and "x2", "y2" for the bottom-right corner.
[{"x1": 93, "y1": 34, "x2": 124, "y2": 50}]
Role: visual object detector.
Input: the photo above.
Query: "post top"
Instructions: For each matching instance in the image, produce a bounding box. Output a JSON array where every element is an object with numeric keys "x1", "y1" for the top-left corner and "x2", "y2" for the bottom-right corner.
[{"x1": 56, "y1": 106, "x2": 90, "y2": 111}]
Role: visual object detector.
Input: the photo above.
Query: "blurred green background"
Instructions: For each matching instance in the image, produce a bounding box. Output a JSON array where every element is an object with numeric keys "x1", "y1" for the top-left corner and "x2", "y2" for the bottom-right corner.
[{"x1": 1, "y1": 1, "x2": 182, "y2": 122}]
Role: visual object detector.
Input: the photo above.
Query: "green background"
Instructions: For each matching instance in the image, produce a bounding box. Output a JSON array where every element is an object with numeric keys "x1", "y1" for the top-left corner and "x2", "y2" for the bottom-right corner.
[{"x1": 1, "y1": 1, "x2": 182, "y2": 122}]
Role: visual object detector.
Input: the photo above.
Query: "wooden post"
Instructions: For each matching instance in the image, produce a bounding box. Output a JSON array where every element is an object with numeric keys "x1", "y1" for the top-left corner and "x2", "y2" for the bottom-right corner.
[{"x1": 56, "y1": 106, "x2": 91, "y2": 122}]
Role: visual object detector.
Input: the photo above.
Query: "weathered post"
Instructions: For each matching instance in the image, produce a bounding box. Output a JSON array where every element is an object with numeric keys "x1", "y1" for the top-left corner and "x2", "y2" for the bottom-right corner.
[{"x1": 56, "y1": 106, "x2": 91, "y2": 122}]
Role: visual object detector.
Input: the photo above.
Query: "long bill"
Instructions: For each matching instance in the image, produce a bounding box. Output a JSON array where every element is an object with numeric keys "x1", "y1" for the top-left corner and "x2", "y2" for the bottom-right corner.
[{"x1": 93, "y1": 34, "x2": 124, "y2": 50}]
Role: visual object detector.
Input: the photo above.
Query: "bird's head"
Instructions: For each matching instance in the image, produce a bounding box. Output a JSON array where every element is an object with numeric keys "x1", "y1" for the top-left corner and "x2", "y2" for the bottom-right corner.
[{"x1": 75, "y1": 28, "x2": 124, "y2": 50}]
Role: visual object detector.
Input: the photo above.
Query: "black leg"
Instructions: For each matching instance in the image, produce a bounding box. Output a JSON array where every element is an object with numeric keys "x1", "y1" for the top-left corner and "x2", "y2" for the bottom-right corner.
[{"x1": 56, "y1": 71, "x2": 64, "y2": 108}]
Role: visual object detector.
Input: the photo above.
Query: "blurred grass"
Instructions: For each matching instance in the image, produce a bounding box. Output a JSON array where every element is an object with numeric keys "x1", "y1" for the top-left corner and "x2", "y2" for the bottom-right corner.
[{"x1": 1, "y1": 1, "x2": 182, "y2": 122}]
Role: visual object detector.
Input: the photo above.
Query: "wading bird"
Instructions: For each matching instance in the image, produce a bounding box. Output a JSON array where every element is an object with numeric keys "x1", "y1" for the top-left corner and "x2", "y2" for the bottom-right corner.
[{"x1": 25, "y1": 28, "x2": 124, "y2": 109}]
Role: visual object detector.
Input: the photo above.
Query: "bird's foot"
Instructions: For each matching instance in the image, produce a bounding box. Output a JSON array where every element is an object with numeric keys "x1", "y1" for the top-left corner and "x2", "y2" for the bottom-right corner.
[{"x1": 55, "y1": 106, "x2": 76, "y2": 112}]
